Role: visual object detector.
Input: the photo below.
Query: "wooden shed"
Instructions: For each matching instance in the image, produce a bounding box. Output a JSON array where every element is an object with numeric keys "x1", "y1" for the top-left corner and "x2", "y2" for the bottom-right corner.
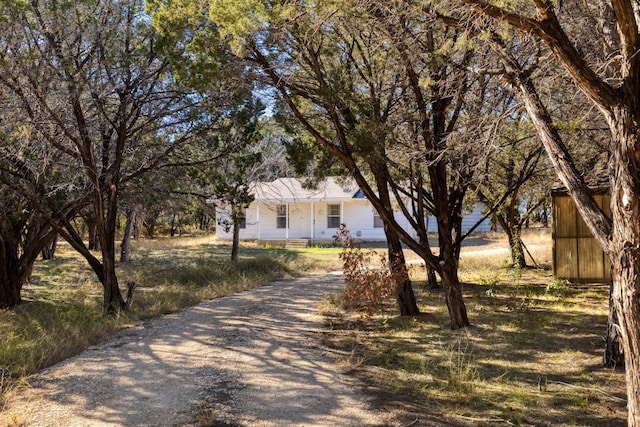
[{"x1": 551, "y1": 188, "x2": 611, "y2": 283}]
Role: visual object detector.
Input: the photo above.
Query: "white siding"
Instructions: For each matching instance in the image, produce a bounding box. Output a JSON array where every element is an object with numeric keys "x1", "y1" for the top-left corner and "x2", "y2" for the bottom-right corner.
[
  {"x1": 255, "y1": 202, "x2": 286, "y2": 239},
  {"x1": 340, "y1": 200, "x2": 386, "y2": 240},
  {"x1": 462, "y1": 204, "x2": 492, "y2": 232},
  {"x1": 216, "y1": 200, "x2": 492, "y2": 240},
  {"x1": 425, "y1": 203, "x2": 492, "y2": 233}
]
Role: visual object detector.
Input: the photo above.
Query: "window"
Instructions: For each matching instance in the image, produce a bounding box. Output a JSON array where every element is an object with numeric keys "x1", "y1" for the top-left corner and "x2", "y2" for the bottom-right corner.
[
  {"x1": 276, "y1": 204, "x2": 287, "y2": 229},
  {"x1": 238, "y1": 207, "x2": 246, "y2": 229},
  {"x1": 327, "y1": 204, "x2": 341, "y2": 228},
  {"x1": 373, "y1": 210, "x2": 384, "y2": 228}
]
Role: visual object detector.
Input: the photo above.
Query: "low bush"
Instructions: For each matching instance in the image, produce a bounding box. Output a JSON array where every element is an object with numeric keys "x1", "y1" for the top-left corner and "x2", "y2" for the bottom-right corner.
[{"x1": 334, "y1": 225, "x2": 396, "y2": 316}]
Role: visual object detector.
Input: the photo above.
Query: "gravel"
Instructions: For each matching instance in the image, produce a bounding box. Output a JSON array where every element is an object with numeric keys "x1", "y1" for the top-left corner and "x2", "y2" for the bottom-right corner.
[{"x1": 1, "y1": 272, "x2": 394, "y2": 427}]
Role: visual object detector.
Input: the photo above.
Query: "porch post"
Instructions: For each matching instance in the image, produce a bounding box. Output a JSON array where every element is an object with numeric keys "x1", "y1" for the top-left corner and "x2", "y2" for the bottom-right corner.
[
  {"x1": 256, "y1": 203, "x2": 260, "y2": 240},
  {"x1": 311, "y1": 202, "x2": 315, "y2": 240}
]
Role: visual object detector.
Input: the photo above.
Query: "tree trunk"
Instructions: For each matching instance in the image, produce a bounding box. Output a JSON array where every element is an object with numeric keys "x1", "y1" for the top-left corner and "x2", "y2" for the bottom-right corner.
[
  {"x1": 86, "y1": 216, "x2": 101, "y2": 251},
  {"x1": 495, "y1": 211, "x2": 527, "y2": 269},
  {"x1": 430, "y1": 161, "x2": 470, "y2": 329},
  {"x1": 426, "y1": 265, "x2": 439, "y2": 289},
  {"x1": 144, "y1": 216, "x2": 157, "y2": 239},
  {"x1": 231, "y1": 221, "x2": 240, "y2": 262},
  {"x1": 438, "y1": 257, "x2": 470, "y2": 329},
  {"x1": 605, "y1": 280, "x2": 625, "y2": 368},
  {"x1": 41, "y1": 234, "x2": 57, "y2": 260},
  {"x1": 101, "y1": 193, "x2": 126, "y2": 313},
  {"x1": 0, "y1": 231, "x2": 46, "y2": 309},
  {"x1": 170, "y1": 213, "x2": 177, "y2": 237},
  {"x1": 608, "y1": 109, "x2": 640, "y2": 424},
  {"x1": 508, "y1": 227, "x2": 526, "y2": 269},
  {"x1": 102, "y1": 258, "x2": 125, "y2": 313},
  {"x1": 611, "y1": 246, "x2": 640, "y2": 423},
  {"x1": 385, "y1": 225, "x2": 420, "y2": 316},
  {"x1": 541, "y1": 206, "x2": 549, "y2": 228},
  {"x1": 0, "y1": 237, "x2": 22, "y2": 308},
  {"x1": 101, "y1": 210, "x2": 125, "y2": 313},
  {"x1": 200, "y1": 214, "x2": 211, "y2": 231},
  {"x1": 120, "y1": 207, "x2": 136, "y2": 264},
  {"x1": 0, "y1": 275, "x2": 21, "y2": 308}
]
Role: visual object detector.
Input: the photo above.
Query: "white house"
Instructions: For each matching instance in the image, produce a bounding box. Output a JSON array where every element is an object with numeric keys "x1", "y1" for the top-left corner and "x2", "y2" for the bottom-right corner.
[{"x1": 215, "y1": 177, "x2": 493, "y2": 243}]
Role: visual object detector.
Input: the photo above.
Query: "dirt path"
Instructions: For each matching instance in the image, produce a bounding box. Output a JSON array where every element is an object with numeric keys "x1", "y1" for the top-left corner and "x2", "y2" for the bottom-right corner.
[{"x1": 2, "y1": 272, "x2": 394, "y2": 427}]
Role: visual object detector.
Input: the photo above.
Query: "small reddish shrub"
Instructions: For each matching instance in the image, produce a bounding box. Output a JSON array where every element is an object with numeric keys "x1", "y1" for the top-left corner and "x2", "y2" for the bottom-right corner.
[{"x1": 333, "y1": 225, "x2": 395, "y2": 316}]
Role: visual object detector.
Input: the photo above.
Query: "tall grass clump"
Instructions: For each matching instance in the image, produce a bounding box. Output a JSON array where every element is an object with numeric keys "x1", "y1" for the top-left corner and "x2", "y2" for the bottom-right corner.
[
  {"x1": 129, "y1": 253, "x2": 300, "y2": 318},
  {"x1": 0, "y1": 297, "x2": 120, "y2": 378},
  {"x1": 444, "y1": 336, "x2": 479, "y2": 394}
]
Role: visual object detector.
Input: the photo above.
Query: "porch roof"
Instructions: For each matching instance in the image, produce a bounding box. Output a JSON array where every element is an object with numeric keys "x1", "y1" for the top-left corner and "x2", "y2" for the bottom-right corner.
[{"x1": 252, "y1": 177, "x2": 363, "y2": 203}]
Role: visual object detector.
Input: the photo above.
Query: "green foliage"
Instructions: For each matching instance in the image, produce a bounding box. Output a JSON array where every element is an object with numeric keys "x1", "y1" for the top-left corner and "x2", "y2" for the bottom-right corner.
[
  {"x1": 208, "y1": 0, "x2": 268, "y2": 53},
  {"x1": 546, "y1": 278, "x2": 572, "y2": 296},
  {"x1": 479, "y1": 274, "x2": 499, "y2": 287},
  {"x1": 283, "y1": 130, "x2": 349, "y2": 180},
  {"x1": 148, "y1": 0, "x2": 228, "y2": 89}
]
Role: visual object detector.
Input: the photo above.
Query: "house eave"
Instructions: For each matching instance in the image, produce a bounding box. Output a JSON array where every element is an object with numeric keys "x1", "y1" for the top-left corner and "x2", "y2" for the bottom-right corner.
[{"x1": 252, "y1": 197, "x2": 363, "y2": 204}]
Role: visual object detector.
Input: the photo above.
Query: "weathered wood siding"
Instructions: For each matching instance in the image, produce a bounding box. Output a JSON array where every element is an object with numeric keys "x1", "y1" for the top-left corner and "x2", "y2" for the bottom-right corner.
[{"x1": 552, "y1": 193, "x2": 611, "y2": 283}]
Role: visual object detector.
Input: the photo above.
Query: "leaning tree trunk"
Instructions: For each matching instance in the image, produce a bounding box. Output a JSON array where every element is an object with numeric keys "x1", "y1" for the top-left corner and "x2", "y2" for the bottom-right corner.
[
  {"x1": 473, "y1": 4, "x2": 640, "y2": 424},
  {"x1": 385, "y1": 224, "x2": 419, "y2": 316},
  {"x1": 367, "y1": 156, "x2": 419, "y2": 315}
]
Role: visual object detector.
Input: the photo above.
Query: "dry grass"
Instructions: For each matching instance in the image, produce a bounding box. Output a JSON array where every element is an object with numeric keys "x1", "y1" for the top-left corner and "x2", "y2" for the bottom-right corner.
[{"x1": 321, "y1": 230, "x2": 627, "y2": 426}]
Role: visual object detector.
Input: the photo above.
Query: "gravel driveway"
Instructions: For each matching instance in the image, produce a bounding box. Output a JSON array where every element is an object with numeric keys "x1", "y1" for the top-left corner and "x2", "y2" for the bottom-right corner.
[{"x1": 1, "y1": 272, "x2": 393, "y2": 427}]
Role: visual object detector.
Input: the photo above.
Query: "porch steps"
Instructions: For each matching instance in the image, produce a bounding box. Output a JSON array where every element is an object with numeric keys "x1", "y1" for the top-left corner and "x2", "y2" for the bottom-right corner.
[{"x1": 258, "y1": 239, "x2": 310, "y2": 249}]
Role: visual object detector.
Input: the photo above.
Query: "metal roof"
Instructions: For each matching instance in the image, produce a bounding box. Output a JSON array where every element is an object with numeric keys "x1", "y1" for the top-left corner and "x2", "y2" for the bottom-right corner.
[
  {"x1": 550, "y1": 173, "x2": 610, "y2": 196},
  {"x1": 251, "y1": 177, "x2": 361, "y2": 203}
]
